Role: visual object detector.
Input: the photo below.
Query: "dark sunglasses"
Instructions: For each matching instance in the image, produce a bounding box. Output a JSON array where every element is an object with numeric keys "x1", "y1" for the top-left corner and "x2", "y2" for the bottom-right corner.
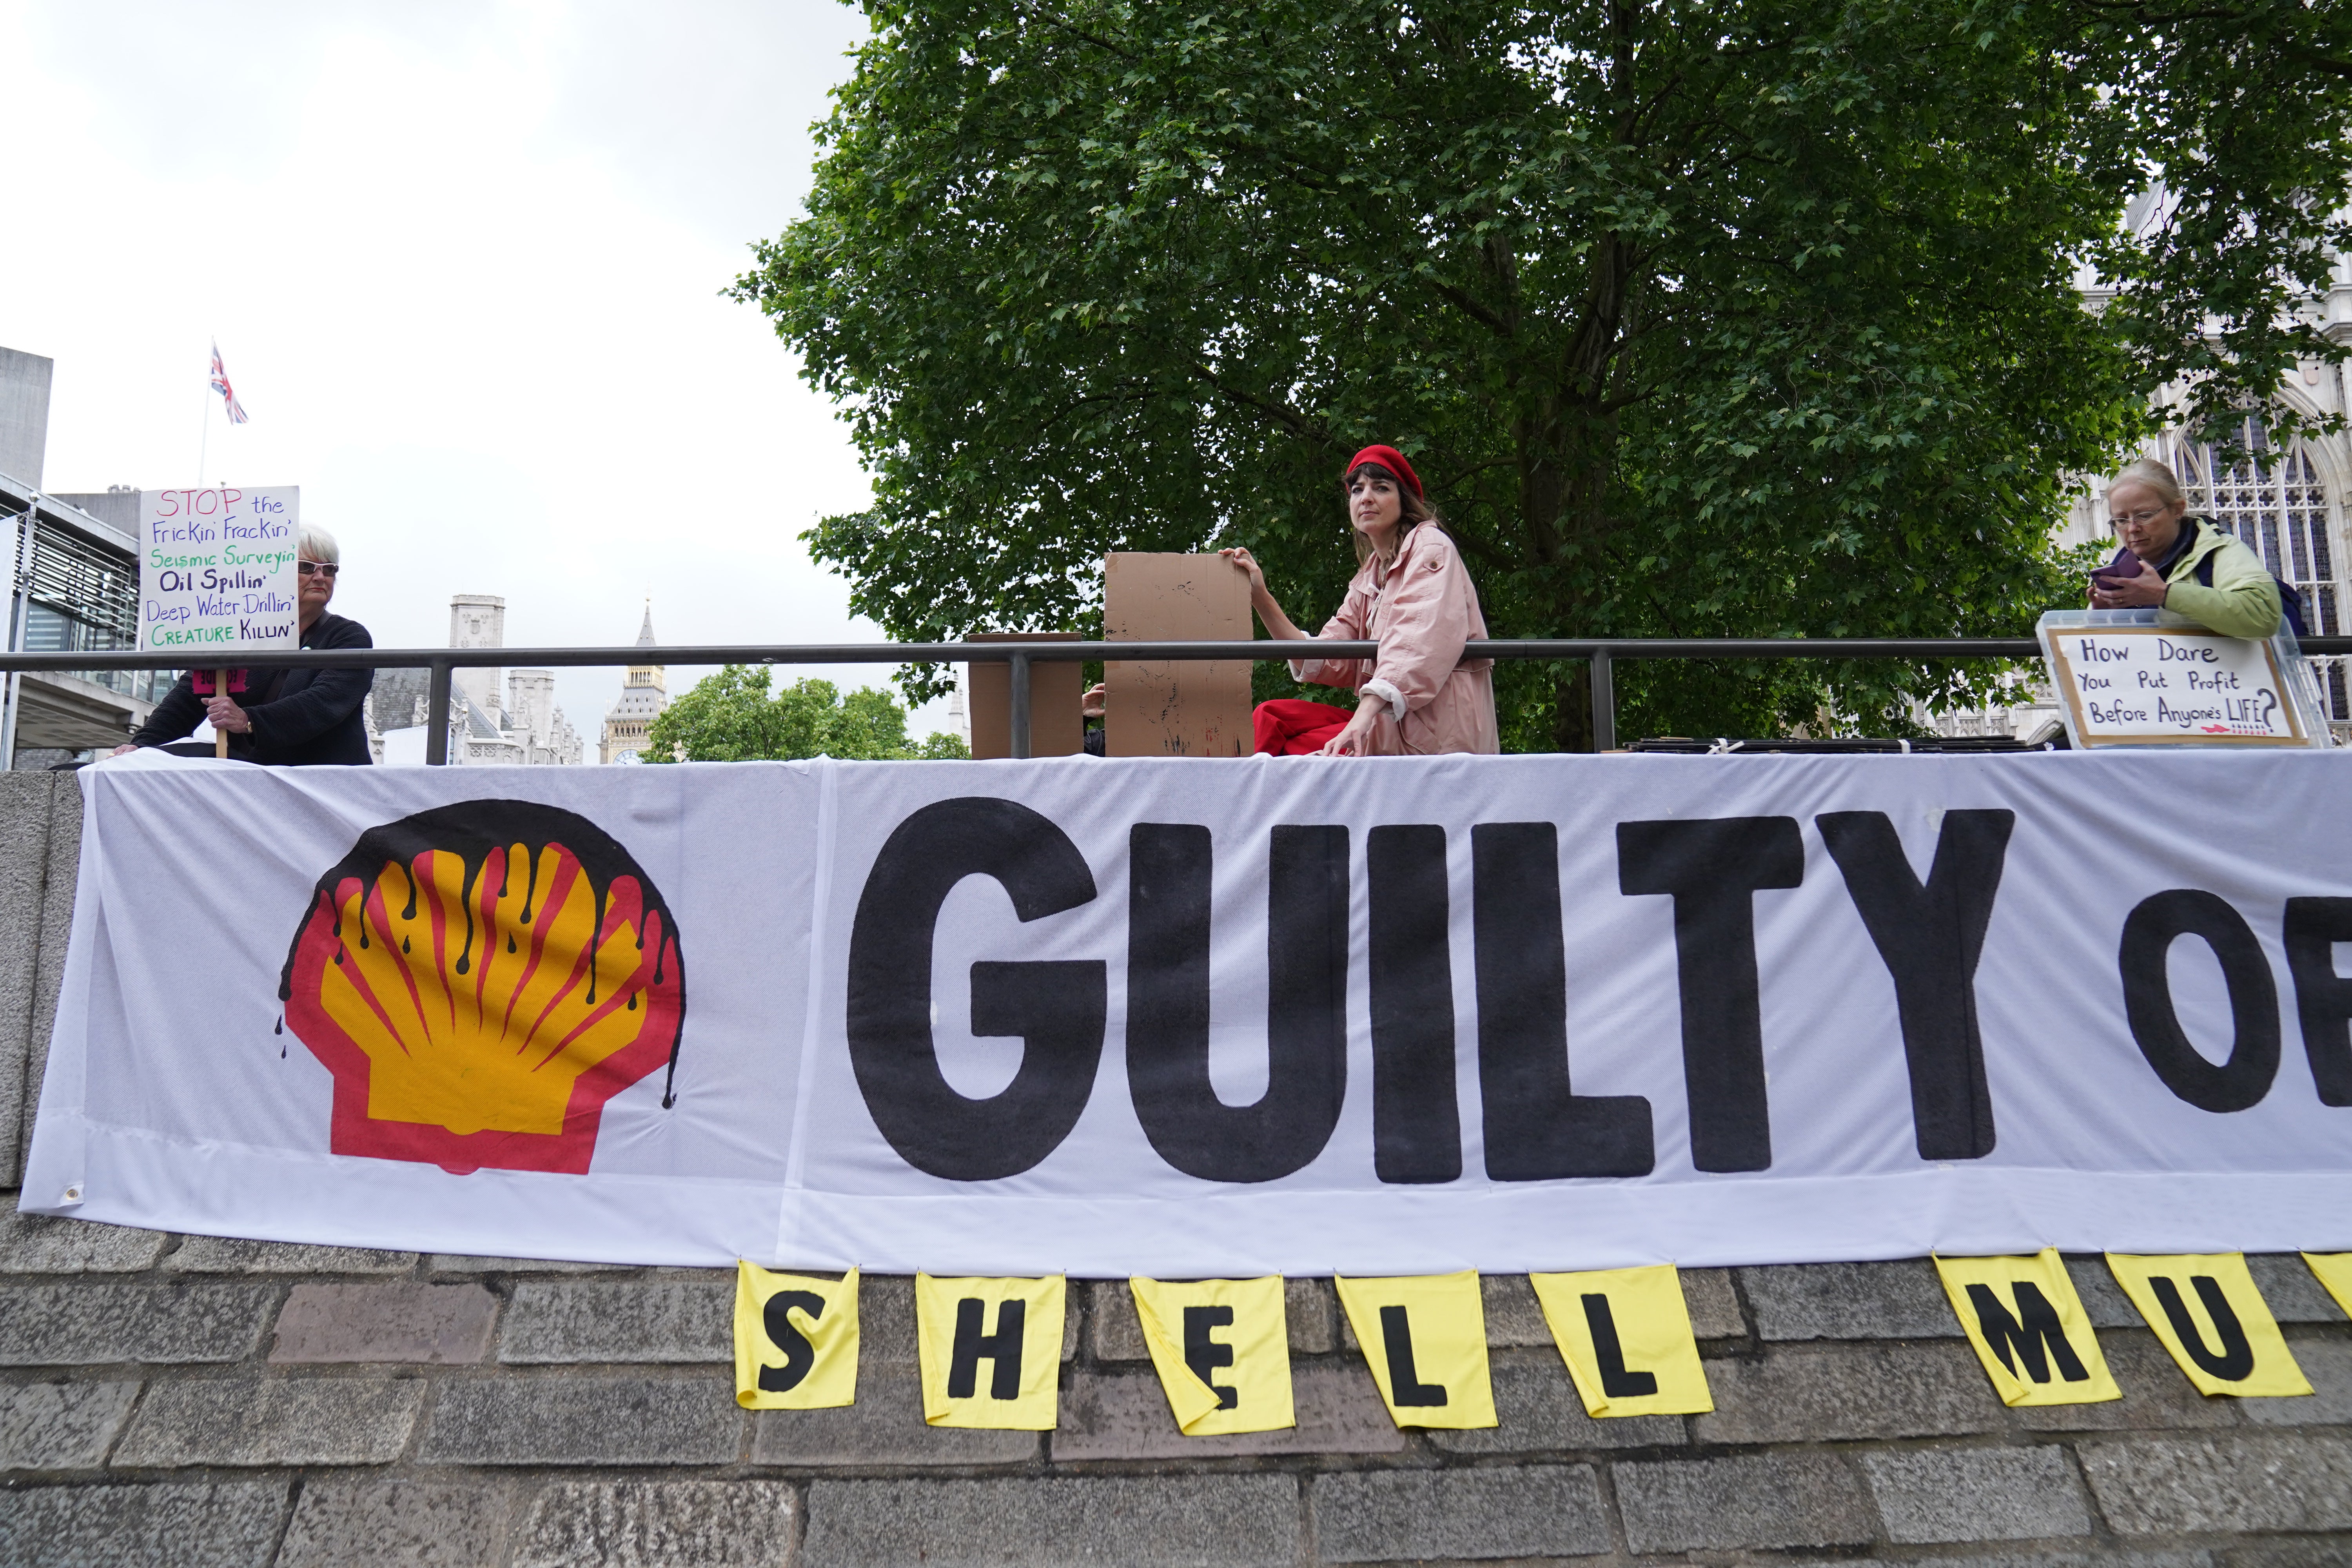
[{"x1": 297, "y1": 561, "x2": 340, "y2": 578}]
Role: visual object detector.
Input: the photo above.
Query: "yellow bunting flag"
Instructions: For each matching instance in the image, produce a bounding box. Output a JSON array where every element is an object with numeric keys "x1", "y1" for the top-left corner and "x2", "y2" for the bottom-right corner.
[
  {"x1": 1130, "y1": 1276, "x2": 1296, "y2": 1436},
  {"x1": 2301, "y1": 1253, "x2": 2352, "y2": 1321},
  {"x1": 1529, "y1": 1265, "x2": 1714, "y2": 1417},
  {"x1": 2106, "y1": 1253, "x2": 2312, "y2": 1398},
  {"x1": 915, "y1": 1273, "x2": 1064, "y2": 1429},
  {"x1": 733, "y1": 1262, "x2": 859, "y2": 1410},
  {"x1": 1933, "y1": 1251, "x2": 2118, "y2": 1407},
  {"x1": 1334, "y1": 1270, "x2": 1496, "y2": 1430}
]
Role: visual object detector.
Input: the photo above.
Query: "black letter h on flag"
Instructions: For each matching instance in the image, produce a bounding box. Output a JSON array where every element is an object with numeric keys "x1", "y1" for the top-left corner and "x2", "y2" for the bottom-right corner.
[{"x1": 947, "y1": 1297, "x2": 1026, "y2": 1399}]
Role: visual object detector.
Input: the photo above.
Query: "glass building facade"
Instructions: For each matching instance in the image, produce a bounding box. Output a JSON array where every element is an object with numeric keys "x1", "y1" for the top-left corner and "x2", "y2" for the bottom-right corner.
[{"x1": 13, "y1": 514, "x2": 171, "y2": 705}]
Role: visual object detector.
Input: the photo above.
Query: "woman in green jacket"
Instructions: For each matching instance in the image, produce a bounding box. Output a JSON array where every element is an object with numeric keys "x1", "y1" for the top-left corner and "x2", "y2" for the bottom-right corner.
[{"x1": 2089, "y1": 459, "x2": 2283, "y2": 638}]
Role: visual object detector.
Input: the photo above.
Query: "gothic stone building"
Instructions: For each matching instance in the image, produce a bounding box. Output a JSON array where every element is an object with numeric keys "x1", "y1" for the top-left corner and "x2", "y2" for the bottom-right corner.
[
  {"x1": 1934, "y1": 232, "x2": 2352, "y2": 743},
  {"x1": 599, "y1": 606, "x2": 668, "y2": 764}
]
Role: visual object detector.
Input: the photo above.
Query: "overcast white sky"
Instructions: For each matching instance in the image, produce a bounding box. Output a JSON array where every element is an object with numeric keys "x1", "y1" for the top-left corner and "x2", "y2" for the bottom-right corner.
[{"x1": 0, "y1": 0, "x2": 958, "y2": 751}]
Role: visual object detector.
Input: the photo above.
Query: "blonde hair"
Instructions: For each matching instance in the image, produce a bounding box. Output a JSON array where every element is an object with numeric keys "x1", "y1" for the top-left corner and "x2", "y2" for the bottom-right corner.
[{"x1": 2110, "y1": 459, "x2": 2187, "y2": 511}]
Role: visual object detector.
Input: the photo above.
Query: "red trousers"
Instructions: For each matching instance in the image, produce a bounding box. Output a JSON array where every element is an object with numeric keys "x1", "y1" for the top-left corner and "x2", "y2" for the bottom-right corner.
[{"x1": 1254, "y1": 699, "x2": 1354, "y2": 755}]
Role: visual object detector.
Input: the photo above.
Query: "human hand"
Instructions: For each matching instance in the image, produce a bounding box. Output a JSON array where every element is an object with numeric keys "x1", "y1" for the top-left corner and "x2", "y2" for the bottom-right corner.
[
  {"x1": 1219, "y1": 546, "x2": 1267, "y2": 599},
  {"x1": 204, "y1": 695, "x2": 252, "y2": 733},
  {"x1": 1316, "y1": 701, "x2": 1385, "y2": 757},
  {"x1": 109, "y1": 744, "x2": 136, "y2": 758},
  {"x1": 2090, "y1": 566, "x2": 2169, "y2": 610},
  {"x1": 1081, "y1": 682, "x2": 1106, "y2": 719}
]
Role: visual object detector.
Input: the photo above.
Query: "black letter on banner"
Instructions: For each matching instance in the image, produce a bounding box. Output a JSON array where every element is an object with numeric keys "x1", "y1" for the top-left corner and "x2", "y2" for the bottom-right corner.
[
  {"x1": 1127, "y1": 825, "x2": 1348, "y2": 1181},
  {"x1": 947, "y1": 1297, "x2": 1027, "y2": 1399},
  {"x1": 2119, "y1": 890, "x2": 2279, "y2": 1113},
  {"x1": 847, "y1": 797, "x2": 1106, "y2": 1180},
  {"x1": 2148, "y1": 1275, "x2": 2255, "y2": 1381},
  {"x1": 1817, "y1": 809, "x2": 2014, "y2": 1160},
  {"x1": 757, "y1": 1290, "x2": 826, "y2": 1392},
  {"x1": 1471, "y1": 823, "x2": 1653, "y2": 1178},
  {"x1": 1379, "y1": 1305, "x2": 1448, "y2": 1406},
  {"x1": 2284, "y1": 898, "x2": 2352, "y2": 1105},
  {"x1": 1370, "y1": 825, "x2": 1461, "y2": 1184},
  {"x1": 1964, "y1": 1282, "x2": 2088, "y2": 1383},
  {"x1": 1183, "y1": 1305, "x2": 1240, "y2": 1408},
  {"x1": 1581, "y1": 1294, "x2": 1659, "y2": 1397},
  {"x1": 1616, "y1": 817, "x2": 1804, "y2": 1172}
]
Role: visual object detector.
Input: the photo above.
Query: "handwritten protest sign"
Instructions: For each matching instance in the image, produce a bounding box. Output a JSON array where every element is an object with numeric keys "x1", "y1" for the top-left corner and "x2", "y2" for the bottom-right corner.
[
  {"x1": 2038, "y1": 615, "x2": 2314, "y2": 747},
  {"x1": 138, "y1": 487, "x2": 299, "y2": 659},
  {"x1": 140, "y1": 488, "x2": 300, "y2": 754}
]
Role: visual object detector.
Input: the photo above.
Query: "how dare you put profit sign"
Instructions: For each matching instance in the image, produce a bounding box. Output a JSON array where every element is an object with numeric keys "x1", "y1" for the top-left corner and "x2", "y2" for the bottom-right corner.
[
  {"x1": 138, "y1": 487, "x2": 299, "y2": 659},
  {"x1": 2039, "y1": 617, "x2": 2317, "y2": 747}
]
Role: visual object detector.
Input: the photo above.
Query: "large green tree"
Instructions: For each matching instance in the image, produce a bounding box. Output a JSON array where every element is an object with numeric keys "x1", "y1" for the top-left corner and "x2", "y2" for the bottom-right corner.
[{"x1": 736, "y1": 0, "x2": 2351, "y2": 747}]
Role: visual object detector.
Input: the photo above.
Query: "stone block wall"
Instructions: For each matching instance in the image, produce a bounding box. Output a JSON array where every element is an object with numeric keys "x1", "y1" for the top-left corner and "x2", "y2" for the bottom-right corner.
[{"x1": 2, "y1": 772, "x2": 2348, "y2": 1565}]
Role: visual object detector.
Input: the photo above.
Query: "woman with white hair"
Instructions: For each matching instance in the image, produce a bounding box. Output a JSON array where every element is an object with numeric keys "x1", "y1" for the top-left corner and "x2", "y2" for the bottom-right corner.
[{"x1": 118, "y1": 523, "x2": 376, "y2": 764}]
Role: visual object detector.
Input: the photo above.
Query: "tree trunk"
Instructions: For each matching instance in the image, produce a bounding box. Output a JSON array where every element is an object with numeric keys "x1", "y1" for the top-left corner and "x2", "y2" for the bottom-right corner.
[{"x1": 1552, "y1": 669, "x2": 1595, "y2": 753}]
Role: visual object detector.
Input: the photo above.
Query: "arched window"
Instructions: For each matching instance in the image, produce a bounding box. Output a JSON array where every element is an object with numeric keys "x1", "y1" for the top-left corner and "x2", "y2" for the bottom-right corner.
[{"x1": 2165, "y1": 419, "x2": 2347, "y2": 720}]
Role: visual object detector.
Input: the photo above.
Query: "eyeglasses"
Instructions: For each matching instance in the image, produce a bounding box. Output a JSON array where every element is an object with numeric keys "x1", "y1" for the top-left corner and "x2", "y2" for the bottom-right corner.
[
  {"x1": 2108, "y1": 508, "x2": 2176, "y2": 529},
  {"x1": 296, "y1": 561, "x2": 340, "y2": 578}
]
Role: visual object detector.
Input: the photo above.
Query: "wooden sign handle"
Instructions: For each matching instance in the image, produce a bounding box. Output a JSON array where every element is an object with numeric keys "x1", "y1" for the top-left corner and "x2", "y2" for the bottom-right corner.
[{"x1": 214, "y1": 668, "x2": 230, "y2": 758}]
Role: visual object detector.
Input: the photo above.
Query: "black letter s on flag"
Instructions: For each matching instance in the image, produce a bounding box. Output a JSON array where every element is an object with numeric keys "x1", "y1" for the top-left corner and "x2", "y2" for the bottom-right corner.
[{"x1": 758, "y1": 1289, "x2": 826, "y2": 1392}]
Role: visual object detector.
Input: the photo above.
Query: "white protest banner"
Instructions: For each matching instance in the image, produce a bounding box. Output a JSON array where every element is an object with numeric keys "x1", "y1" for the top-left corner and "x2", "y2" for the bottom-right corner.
[
  {"x1": 22, "y1": 749, "x2": 2352, "y2": 1274},
  {"x1": 139, "y1": 486, "x2": 301, "y2": 662},
  {"x1": 2038, "y1": 612, "x2": 2322, "y2": 748}
]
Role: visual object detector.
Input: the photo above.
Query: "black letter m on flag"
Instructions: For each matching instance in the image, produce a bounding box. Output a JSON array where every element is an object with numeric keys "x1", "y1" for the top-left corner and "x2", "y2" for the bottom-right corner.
[{"x1": 1966, "y1": 1282, "x2": 2089, "y2": 1383}]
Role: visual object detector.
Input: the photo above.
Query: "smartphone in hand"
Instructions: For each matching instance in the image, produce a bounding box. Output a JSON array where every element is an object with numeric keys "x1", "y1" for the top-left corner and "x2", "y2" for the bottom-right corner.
[{"x1": 2090, "y1": 554, "x2": 2143, "y2": 596}]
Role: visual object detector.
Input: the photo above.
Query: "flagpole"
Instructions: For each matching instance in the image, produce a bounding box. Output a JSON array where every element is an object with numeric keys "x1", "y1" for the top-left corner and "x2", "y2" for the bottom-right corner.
[{"x1": 197, "y1": 370, "x2": 211, "y2": 486}]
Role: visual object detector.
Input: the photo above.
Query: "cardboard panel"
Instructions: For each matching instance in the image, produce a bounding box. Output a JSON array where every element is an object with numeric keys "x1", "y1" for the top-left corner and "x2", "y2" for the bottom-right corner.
[
  {"x1": 1103, "y1": 554, "x2": 1254, "y2": 757},
  {"x1": 966, "y1": 633, "x2": 1084, "y2": 759}
]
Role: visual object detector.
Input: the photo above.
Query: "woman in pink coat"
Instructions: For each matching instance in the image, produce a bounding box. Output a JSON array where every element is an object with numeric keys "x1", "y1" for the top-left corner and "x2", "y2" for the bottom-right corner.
[{"x1": 1222, "y1": 445, "x2": 1500, "y2": 757}]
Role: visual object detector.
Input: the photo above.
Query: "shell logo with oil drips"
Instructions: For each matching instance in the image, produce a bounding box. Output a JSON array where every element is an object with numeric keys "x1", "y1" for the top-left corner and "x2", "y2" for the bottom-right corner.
[{"x1": 279, "y1": 802, "x2": 686, "y2": 1176}]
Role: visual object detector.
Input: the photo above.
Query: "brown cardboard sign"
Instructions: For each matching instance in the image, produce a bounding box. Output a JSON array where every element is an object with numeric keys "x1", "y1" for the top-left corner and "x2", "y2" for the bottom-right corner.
[
  {"x1": 1103, "y1": 554, "x2": 1253, "y2": 757},
  {"x1": 966, "y1": 632, "x2": 1084, "y2": 758}
]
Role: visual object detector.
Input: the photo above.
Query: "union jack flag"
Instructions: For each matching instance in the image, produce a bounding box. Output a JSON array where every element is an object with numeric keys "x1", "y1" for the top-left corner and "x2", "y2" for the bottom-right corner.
[{"x1": 209, "y1": 340, "x2": 248, "y2": 424}]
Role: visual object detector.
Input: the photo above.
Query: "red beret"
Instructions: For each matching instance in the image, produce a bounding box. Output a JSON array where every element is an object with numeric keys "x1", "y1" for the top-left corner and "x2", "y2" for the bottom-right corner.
[{"x1": 1345, "y1": 445, "x2": 1423, "y2": 500}]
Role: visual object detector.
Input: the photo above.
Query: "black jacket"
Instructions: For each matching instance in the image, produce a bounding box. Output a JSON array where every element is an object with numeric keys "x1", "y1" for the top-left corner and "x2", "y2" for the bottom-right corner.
[{"x1": 131, "y1": 612, "x2": 375, "y2": 765}]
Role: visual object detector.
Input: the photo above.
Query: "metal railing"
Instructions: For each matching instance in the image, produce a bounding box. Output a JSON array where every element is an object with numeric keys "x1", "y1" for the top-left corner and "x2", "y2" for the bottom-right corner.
[{"x1": 5, "y1": 636, "x2": 2347, "y2": 759}]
